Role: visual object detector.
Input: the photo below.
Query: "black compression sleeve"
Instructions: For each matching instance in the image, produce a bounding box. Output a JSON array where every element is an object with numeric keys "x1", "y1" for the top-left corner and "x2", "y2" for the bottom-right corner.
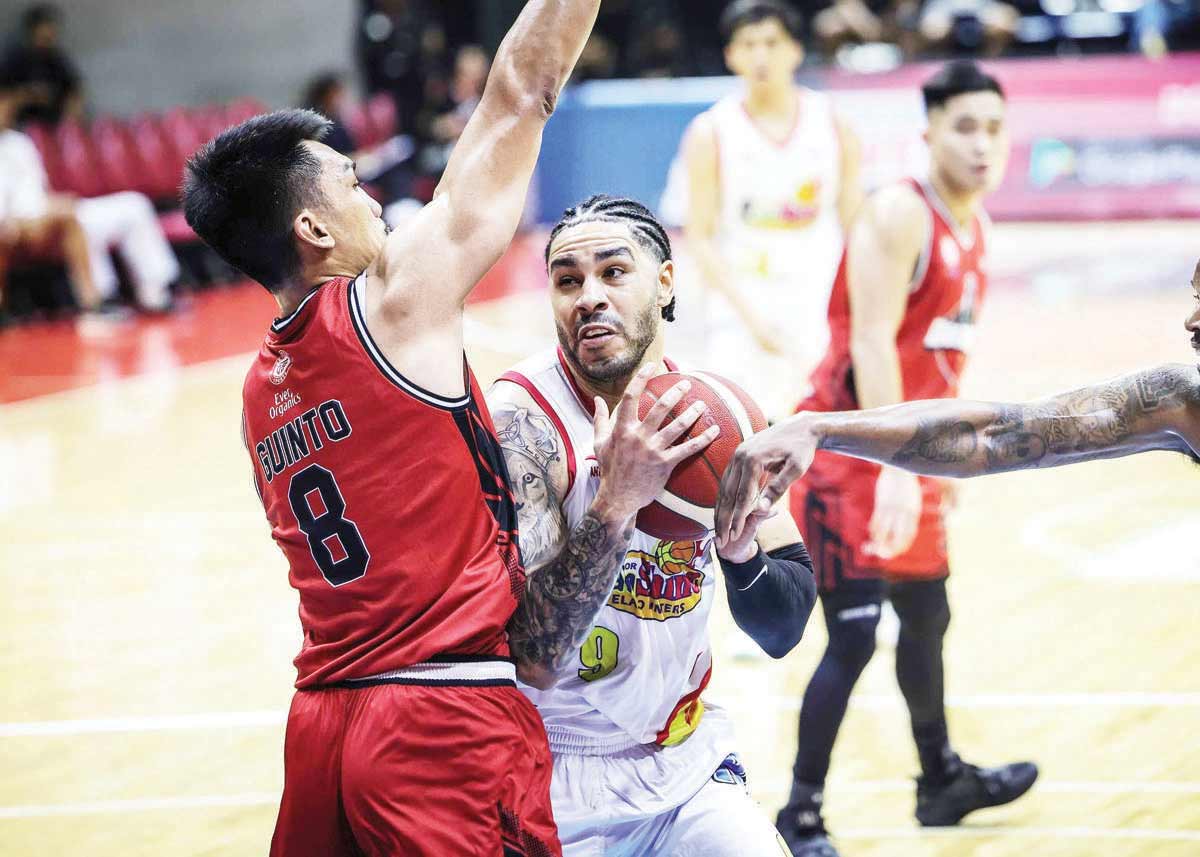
[{"x1": 720, "y1": 541, "x2": 817, "y2": 659}]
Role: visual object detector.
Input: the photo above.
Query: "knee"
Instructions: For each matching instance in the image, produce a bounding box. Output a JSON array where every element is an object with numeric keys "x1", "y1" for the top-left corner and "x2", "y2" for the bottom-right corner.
[
  {"x1": 893, "y1": 584, "x2": 950, "y2": 638},
  {"x1": 825, "y1": 605, "x2": 880, "y2": 674}
]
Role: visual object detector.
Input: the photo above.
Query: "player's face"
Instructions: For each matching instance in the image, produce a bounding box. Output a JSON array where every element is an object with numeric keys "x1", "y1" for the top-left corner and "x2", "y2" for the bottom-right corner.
[
  {"x1": 926, "y1": 91, "x2": 1010, "y2": 196},
  {"x1": 724, "y1": 18, "x2": 803, "y2": 90},
  {"x1": 305, "y1": 141, "x2": 388, "y2": 271},
  {"x1": 547, "y1": 221, "x2": 673, "y2": 384},
  {"x1": 1187, "y1": 260, "x2": 1200, "y2": 357}
]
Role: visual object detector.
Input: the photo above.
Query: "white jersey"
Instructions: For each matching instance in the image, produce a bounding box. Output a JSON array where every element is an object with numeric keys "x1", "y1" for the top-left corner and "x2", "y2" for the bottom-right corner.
[
  {"x1": 708, "y1": 87, "x2": 843, "y2": 314},
  {"x1": 501, "y1": 349, "x2": 730, "y2": 752},
  {"x1": 691, "y1": 88, "x2": 844, "y2": 419}
]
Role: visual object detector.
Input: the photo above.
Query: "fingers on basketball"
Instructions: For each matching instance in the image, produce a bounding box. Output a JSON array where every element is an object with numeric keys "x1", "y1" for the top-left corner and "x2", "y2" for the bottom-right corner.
[{"x1": 635, "y1": 371, "x2": 768, "y2": 541}]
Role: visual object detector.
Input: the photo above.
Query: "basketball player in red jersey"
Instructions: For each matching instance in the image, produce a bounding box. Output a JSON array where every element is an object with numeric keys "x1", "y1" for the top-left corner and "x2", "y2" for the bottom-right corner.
[
  {"x1": 744, "y1": 61, "x2": 1034, "y2": 857},
  {"x1": 181, "y1": 4, "x2": 599, "y2": 855},
  {"x1": 716, "y1": 260, "x2": 1200, "y2": 506}
]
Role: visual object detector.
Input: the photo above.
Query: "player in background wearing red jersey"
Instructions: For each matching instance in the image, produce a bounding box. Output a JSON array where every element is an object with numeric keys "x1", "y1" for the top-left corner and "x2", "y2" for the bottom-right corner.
[
  {"x1": 716, "y1": 260, "x2": 1200, "y2": 508},
  {"x1": 758, "y1": 62, "x2": 1035, "y2": 857},
  {"x1": 181, "y1": 3, "x2": 599, "y2": 855}
]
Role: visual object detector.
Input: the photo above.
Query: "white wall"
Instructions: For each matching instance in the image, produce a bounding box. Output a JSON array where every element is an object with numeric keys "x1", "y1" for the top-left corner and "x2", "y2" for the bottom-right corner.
[{"x1": 1, "y1": 0, "x2": 359, "y2": 115}]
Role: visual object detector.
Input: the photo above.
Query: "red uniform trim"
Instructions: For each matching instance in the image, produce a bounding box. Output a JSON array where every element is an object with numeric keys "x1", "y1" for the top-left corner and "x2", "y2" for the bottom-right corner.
[
  {"x1": 553, "y1": 348, "x2": 683, "y2": 416},
  {"x1": 655, "y1": 663, "x2": 714, "y2": 745},
  {"x1": 739, "y1": 90, "x2": 804, "y2": 150},
  {"x1": 498, "y1": 370, "x2": 578, "y2": 496},
  {"x1": 555, "y1": 347, "x2": 594, "y2": 417}
]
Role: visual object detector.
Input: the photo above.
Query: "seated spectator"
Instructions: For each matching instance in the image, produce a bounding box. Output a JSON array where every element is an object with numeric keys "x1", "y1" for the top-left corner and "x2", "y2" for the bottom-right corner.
[
  {"x1": 1132, "y1": 0, "x2": 1200, "y2": 58},
  {"x1": 414, "y1": 44, "x2": 488, "y2": 187},
  {"x1": 302, "y1": 72, "x2": 414, "y2": 207},
  {"x1": 811, "y1": 0, "x2": 922, "y2": 58},
  {"x1": 0, "y1": 4, "x2": 83, "y2": 125},
  {"x1": 630, "y1": 20, "x2": 692, "y2": 77},
  {"x1": 917, "y1": 0, "x2": 1018, "y2": 55},
  {"x1": 0, "y1": 74, "x2": 178, "y2": 315}
]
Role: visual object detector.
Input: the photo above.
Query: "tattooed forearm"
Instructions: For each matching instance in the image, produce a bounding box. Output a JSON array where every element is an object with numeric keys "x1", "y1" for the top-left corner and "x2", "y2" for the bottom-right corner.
[
  {"x1": 508, "y1": 512, "x2": 634, "y2": 675},
  {"x1": 875, "y1": 365, "x2": 1198, "y2": 476},
  {"x1": 814, "y1": 364, "x2": 1199, "y2": 478},
  {"x1": 892, "y1": 420, "x2": 979, "y2": 464}
]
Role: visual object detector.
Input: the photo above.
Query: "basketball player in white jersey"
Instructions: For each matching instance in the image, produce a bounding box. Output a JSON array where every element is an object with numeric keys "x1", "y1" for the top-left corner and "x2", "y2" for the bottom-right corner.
[
  {"x1": 488, "y1": 195, "x2": 819, "y2": 856},
  {"x1": 682, "y1": 0, "x2": 863, "y2": 422}
]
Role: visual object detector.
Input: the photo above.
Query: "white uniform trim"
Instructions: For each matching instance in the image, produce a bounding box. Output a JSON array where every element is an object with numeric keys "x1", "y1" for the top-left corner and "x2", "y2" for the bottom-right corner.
[{"x1": 345, "y1": 659, "x2": 516, "y2": 685}]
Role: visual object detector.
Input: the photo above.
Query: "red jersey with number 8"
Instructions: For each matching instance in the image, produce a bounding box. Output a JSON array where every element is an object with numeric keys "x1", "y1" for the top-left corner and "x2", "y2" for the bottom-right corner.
[{"x1": 241, "y1": 276, "x2": 524, "y2": 688}]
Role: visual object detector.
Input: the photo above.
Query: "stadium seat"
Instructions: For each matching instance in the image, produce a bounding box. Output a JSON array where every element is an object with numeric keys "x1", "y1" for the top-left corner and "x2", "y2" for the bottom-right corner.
[
  {"x1": 362, "y1": 92, "x2": 398, "y2": 148},
  {"x1": 24, "y1": 123, "x2": 69, "y2": 193},
  {"x1": 130, "y1": 113, "x2": 185, "y2": 202},
  {"x1": 55, "y1": 121, "x2": 107, "y2": 199}
]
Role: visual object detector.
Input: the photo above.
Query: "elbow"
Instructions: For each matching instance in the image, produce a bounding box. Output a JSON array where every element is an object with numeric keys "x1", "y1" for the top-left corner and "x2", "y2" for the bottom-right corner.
[
  {"x1": 491, "y1": 55, "x2": 563, "y2": 120},
  {"x1": 764, "y1": 635, "x2": 799, "y2": 660},
  {"x1": 768, "y1": 602, "x2": 815, "y2": 659}
]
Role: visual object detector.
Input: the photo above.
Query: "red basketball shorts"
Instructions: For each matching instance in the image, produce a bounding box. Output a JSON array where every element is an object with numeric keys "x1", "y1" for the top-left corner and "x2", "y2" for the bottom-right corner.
[
  {"x1": 790, "y1": 451, "x2": 949, "y2": 593},
  {"x1": 269, "y1": 660, "x2": 561, "y2": 857}
]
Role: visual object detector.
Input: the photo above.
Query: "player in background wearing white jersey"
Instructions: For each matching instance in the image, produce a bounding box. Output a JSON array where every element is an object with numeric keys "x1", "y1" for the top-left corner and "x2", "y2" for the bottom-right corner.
[
  {"x1": 682, "y1": 0, "x2": 863, "y2": 423},
  {"x1": 489, "y1": 195, "x2": 819, "y2": 856}
]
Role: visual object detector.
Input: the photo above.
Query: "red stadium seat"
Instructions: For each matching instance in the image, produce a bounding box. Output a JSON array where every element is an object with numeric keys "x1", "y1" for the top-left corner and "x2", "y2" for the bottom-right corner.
[
  {"x1": 362, "y1": 92, "x2": 398, "y2": 147},
  {"x1": 24, "y1": 123, "x2": 68, "y2": 193},
  {"x1": 224, "y1": 97, "x2": 267, "y2": 126},
  {"x1": 55, "y1": 121, "x2": 106, "y2": 198},
  {"x1": 345, "y1": 103, "x2": 370, "y2": 150},
  {"x1": 157, "y1": 209, "x2": 196, "y2": 244},
  {"x1": 91, "y1": 117, "x2": 143, "y2": 196},
  {"x1": 192, "y1": 104, "x2": 230, "y2": 147},
  {"x1": 130, "y1": 114, "x2": 184, "y2": 202}
]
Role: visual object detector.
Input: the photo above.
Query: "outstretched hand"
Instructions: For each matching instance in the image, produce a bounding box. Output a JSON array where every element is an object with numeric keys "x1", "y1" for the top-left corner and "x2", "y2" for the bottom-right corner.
[{"x1": 714, "y1": 414, "x2": 820, "y2": 551}]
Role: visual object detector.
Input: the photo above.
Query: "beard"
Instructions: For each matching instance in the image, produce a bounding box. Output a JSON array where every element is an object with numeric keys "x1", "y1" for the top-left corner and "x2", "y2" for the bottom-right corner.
[{"x1": 557, "y1": 299, "x2": 659, "y2": 384}]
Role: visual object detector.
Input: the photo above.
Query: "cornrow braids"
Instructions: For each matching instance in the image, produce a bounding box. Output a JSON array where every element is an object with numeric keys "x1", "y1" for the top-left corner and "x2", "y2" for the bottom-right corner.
[{"x1": 545, "y1": 194, "x2": 677, "y2": 322}]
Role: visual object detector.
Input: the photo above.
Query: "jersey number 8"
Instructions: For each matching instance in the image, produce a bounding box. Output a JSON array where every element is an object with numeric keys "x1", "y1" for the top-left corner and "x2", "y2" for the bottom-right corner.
[{"x1": 288, "y1": 464, "x2": 371, "y2": 587}]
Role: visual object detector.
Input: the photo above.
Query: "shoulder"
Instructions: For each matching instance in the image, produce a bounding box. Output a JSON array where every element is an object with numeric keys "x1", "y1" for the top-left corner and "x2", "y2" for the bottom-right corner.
[
  {"x1": 683, "y1": 110, "x2": 719, "y2": 158},
  {"x1": 487, "y1": 377, "x2": 571, "y2": 498},
  {"x1": 857, "y1": 182, "x2": 928, "y2": 252}
]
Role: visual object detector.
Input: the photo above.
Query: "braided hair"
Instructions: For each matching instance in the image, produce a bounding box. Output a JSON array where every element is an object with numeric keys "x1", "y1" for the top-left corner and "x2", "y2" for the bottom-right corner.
[{"x1": 545, "y1": 194, "x2": 677, "y2": 322}]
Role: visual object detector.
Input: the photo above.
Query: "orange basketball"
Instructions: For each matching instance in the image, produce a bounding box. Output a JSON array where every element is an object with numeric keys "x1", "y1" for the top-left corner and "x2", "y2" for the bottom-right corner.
[{"x1": 635, "y1": 371, "x2": 768, "y2": 541}]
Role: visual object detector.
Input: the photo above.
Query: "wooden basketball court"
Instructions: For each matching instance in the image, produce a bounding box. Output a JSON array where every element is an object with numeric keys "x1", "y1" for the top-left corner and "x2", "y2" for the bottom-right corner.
[{"x1": 2, "y1": 222, "x2": 1197, "y2": 856}]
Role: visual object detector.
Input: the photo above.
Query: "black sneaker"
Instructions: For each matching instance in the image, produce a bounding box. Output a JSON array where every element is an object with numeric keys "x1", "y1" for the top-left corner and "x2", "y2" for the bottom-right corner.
[
  {"x1": 915, "y1": 759, "x2": 1039, "y2": 826},
  {"x1": 781, "y1": 827, "x2": 840, "y2": 857},
  {"x1": 776, "y1": 783, "x2": 840, "y2": 857}
]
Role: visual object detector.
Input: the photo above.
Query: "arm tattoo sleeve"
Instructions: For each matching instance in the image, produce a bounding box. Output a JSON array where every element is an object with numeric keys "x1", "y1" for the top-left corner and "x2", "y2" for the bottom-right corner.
[
  {"x1": 494, "y1": 404, "x2": 567, "y2": 569},
  {"x1": 882, "y1": 365, "x2": 1199, "y2": 475},
  {"x1": 492, "y1": 402, "x2": 635, "y2": 674},
  {"x1": 508, "y1": 512, "x2": 635, "y2": 673}
]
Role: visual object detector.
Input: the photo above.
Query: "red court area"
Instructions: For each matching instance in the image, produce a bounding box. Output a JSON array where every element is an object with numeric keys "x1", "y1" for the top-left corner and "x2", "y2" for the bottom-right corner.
[{"x1": 0, "y1": 233, "x2": 548, "y2": 404}]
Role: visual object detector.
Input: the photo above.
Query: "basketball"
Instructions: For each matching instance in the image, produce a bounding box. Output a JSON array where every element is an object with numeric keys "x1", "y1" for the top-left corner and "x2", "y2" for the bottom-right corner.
[{"x1": 635, "y1": 371, "x2": 768, "y2": 541}]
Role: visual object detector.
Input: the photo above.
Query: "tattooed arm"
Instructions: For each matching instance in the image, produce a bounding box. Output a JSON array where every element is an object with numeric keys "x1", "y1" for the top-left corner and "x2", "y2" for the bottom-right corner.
[
  {"x1": 716, "y1": 364, "x2": 1200, "y2": 546},
  {"x1": 815, "y1": 364, "x2": 1200, "y2": 474},
  {"x1": 488, "y1": 365, "x2": 719, "y2": 689}
]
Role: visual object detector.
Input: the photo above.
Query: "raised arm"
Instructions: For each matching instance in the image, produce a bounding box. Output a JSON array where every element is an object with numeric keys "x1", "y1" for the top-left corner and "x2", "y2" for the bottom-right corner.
[
  {"x1": 715, "y1": 364, "x2": 1200, "y2": 546},
  {"x1": 489, "y1": 367, "x2": 719, "y2": 689},
  {"x1": 373, "y1": 0, "x2": 599, "y2": 319}
]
